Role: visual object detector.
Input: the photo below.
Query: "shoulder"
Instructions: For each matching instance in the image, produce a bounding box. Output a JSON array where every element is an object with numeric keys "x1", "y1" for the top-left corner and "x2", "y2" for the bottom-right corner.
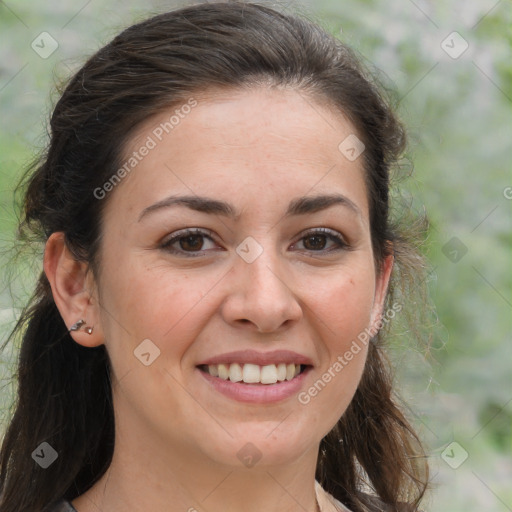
[
  {"x1": 315, "y1": 480, "x2": 352, "y2": 511},
  {"x1": 43, "y1": 499, "x2": 78, "y2": 512}
]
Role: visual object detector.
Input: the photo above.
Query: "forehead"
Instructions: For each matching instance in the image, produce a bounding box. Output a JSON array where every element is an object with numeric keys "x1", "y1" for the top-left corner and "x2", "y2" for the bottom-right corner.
[{"x1": 105, "y1": 86, "x2": 370, "y2": 221}]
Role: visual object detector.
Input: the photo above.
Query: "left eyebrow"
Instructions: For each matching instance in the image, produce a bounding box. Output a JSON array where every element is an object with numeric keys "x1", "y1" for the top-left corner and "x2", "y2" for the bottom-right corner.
[{"x1": 137, "y1": 193, "x2": 362, "y2": 222}]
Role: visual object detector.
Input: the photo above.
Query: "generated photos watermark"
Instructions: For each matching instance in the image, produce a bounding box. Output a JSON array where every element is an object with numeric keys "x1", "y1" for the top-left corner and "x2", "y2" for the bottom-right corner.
[{"x1": 298, "y1": 301, "x2": 402, "y2": 405}]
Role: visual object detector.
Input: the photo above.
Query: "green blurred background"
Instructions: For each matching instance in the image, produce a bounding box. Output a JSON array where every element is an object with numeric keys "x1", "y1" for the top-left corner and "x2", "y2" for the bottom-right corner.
[{"x1": 0, "y1": 1, "x2": 510, "y2": 510}]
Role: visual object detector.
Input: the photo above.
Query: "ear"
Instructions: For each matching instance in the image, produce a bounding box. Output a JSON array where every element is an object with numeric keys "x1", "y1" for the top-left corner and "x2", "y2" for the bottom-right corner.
[
  {"x1": 369, "y1": 252, "x2": 394, "y2": 336},
  {"x1": 43, "y1": 232, "x2": 104, "y2": 347}
]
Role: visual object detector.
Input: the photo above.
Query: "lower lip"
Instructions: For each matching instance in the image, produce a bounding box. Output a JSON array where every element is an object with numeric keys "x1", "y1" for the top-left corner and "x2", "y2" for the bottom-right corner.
[{"x1": 197, "y1": 367, "x2": 312, "y2": 404}]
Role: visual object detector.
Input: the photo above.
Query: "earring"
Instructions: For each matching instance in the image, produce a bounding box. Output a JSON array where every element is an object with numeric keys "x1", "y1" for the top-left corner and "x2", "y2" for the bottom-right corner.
[
  {"x1": 69, "y1": 319, "x2": 85, "y2": 332},
  {"x1": 69, "y1": 319, "x2": 94, "y2": 335}
]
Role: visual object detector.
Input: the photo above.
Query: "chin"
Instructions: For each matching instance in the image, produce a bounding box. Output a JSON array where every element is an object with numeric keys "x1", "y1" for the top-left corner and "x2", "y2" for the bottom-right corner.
[{"x1": 199, "y1": 425, "x2": 317, "y2": 470}]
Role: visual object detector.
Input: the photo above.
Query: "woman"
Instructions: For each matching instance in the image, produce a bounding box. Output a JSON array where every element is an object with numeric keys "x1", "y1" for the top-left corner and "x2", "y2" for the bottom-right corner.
[{"x1": 0, "y1": 2, "x2": 429, "y2": 511}]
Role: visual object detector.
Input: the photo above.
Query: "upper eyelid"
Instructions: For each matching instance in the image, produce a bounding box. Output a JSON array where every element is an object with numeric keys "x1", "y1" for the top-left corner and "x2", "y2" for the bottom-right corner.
[
  {"x1": 295, "y1": 226, "x2": 347, "y2": 241},
  {"x1": 160, "y1": 227, "x2": 215, "y2": 244}
]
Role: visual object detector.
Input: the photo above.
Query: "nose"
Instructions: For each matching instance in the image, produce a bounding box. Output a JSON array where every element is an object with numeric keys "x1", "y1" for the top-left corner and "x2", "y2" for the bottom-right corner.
[{"x1": 220, "y1": 245, "x2": 303, "y2": 333}]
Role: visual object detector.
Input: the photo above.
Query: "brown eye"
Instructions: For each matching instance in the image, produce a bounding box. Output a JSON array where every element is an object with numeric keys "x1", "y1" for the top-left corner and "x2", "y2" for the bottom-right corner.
[
  {"x1": 179, "y1": 234, "x2": 205, "y2": 251},
  {"x1": 160, "y1": 228, "x2": 219, "y2": 257},
  {"x1": 294, "y1": 228, "x2": 349, "y2": 253},
  {"x1": 303, "y1": 234, "x2": 328, "y2": 250}
]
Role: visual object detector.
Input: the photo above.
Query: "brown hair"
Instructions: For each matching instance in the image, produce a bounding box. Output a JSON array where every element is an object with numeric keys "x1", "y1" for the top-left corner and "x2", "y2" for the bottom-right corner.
[{"x1": 0, "y1": 2, "x2": 429, "y2": 511}]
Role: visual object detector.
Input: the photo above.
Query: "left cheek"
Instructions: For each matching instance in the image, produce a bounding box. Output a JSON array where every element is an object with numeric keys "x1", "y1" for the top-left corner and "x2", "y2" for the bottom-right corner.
[
  {"x1": 315, "y1": 274, "x2": 375, "y2": 349},
  {"x1": 309, "y1": 277, "x2": 372, "y2": 413}
]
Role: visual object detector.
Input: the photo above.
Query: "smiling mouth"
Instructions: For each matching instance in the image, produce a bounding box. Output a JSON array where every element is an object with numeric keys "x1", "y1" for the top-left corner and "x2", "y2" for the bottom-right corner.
[{"x1": 197, "y1": 363, "x2": 310, "y2": 385}]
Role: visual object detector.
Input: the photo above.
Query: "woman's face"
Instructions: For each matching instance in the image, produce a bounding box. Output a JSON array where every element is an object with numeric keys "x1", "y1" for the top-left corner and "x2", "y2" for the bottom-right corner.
[{"x1": 92, "y1": 86, "x2": 392, "y2": 469}]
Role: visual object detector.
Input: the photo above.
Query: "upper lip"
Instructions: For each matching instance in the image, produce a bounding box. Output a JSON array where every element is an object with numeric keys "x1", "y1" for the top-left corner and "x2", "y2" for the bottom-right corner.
[{"x1": 197, "y1": 349, "x2": 314, "y2": 367}]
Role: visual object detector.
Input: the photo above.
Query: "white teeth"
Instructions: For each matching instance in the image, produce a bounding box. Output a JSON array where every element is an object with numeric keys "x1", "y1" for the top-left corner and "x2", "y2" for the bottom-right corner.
[
  {"x1": 205, "y1": 362, "x2": 303, "y2": 384},
  {"x1": 218, "y1": 363, "x2": 229, "y2": 380},
  {"x1": 260, "y1": 364, "x2": 278, "y2": 384},
  {"x1": 229, "y1": 363, "x2": 243, "y2": 382},
  {"x1": 277, "y1": 363, "x2": 287, "y2": 381},
  {"x1": 243, "y1": 363, "x2": 261, "y2": 383}
]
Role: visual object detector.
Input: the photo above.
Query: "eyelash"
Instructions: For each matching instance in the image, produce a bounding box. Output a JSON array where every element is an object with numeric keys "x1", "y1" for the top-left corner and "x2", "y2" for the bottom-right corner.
[{"x1": 159, "y1": 227, "x2": 350, "y2": 257}]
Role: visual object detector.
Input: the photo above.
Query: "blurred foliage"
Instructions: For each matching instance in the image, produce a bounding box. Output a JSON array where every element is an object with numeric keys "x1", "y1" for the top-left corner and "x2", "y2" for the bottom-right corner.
[{"x1": 0, "y1": 0, "x2": 511, "y2": 510}]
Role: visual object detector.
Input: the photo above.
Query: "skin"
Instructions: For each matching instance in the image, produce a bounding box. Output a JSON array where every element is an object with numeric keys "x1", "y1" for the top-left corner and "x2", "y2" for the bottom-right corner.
[{"x1": 44, "y1": 86, "x2": 393, "y2": 512}]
